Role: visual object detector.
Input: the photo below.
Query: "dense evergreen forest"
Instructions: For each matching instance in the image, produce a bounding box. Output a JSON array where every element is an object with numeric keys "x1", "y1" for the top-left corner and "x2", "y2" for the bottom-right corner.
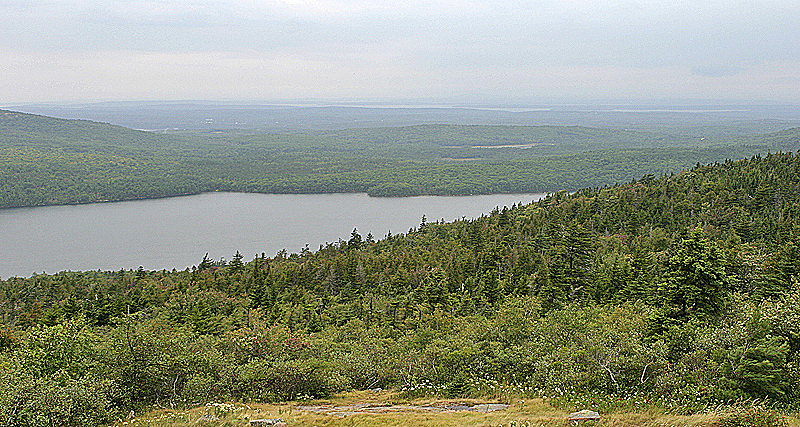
[
  {"x1": 1, "y1": 152, "x2": 799, "y2": 425},
  {"x1": 2, "y1": 109, "x2": 800, "y2": 207}
]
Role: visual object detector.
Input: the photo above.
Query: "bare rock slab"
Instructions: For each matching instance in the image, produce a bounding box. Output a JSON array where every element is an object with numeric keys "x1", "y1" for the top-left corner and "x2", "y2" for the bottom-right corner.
[
  {"x1": 250, "y1": 419, "x2": 286, "y2": 427},
  {"x1": 471, "y1": 403, "x2": 510, "y2": 412},
  {"x1": 568, "y1": 409, "x2": 601, "y2": 423},
  {"x1": 295, "y1": 402, "x2": 509, "y2": 417}
]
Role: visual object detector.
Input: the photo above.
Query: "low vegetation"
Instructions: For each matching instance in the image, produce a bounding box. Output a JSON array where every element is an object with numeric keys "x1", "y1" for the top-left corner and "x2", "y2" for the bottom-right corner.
[
  {"x1": 105, "y1": 391, "x2": 798, "y2": 426},
  {"x1": 2, "y1": 152, "x2": 800, "y2": 425}
]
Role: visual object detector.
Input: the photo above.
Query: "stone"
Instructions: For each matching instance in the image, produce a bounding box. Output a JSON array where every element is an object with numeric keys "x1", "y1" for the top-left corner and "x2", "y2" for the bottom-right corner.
[
  {"x1": 471, "y1": 403, "x2": 509, "y2": 412},
  {"x1": 444, "y1": 404, "x2": 474, "y2": 411},
  {"x1": 295, "y1": 402, "x2": 510, "y2": 416},
  {"x1": 250, "y1": 419, "x2": 286, "y2": 426},
  {"x1": 568, "y1": 409, "x2": 601, "y2": 423},
  {"x1": 197, "y1": 414, "x2": 219, "y2": 422}
]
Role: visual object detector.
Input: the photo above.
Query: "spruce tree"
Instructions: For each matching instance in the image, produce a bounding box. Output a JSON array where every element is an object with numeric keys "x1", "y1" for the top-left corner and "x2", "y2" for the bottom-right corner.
[{"x1": 659, "y1": 227, "x2": 734, "y2": 320}]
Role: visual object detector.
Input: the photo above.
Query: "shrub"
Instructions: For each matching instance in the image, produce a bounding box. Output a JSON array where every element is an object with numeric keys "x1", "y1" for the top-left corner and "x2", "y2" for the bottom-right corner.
[
  {"x1": 716, "y1": 407, "x2": 789, "y2": 427},
  {"x1": 0, "y1": 321, "x2": 116, "y2": 427},
  {"x1": 234, "y1": 358, "x2": 336, "y2": 401}
]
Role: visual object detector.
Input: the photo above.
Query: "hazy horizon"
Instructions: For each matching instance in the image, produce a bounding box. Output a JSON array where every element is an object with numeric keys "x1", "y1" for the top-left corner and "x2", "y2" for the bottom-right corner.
[
  {"x1": 6, "y1": 98, "x2": 800, "y2": 108},
  {"x1": 3, "y1": 1, "x2": 799, "y2": 105}
]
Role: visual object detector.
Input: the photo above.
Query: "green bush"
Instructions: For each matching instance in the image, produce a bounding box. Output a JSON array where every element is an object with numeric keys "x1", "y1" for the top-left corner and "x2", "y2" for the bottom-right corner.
[
  {"x1": 0, "y1": 320, "x2": 116, "y2": 427},
  {"x1": 716, "y1": 407, "x2": 788, "y2": 427},
  {"x1": 0, "y1": 375, "x2": 115, "y2": 427},
  {"x1": 234, "y1": 358, "x2": 336, "y2": 401}
]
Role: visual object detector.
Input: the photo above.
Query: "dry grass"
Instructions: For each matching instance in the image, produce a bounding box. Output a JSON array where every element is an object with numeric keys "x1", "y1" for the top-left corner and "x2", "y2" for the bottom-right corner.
[{"x1": 109, "y1": 391, "x2": 800, "y2": 427}]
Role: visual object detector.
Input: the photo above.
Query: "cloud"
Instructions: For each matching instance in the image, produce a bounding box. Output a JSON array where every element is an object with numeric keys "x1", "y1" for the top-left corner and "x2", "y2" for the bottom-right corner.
[
  {"x1": 2, "y1": 49, "x2": 798, "y2": 104},
  {"x1": 1, "y1": 1, "x2": 799, "y2": 102}
]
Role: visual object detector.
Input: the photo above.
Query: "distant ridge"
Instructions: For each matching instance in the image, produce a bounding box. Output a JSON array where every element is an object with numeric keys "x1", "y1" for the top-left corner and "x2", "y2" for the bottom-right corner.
[{"x1": 1, "y1": 108, "x2": 799, "y2": 208}]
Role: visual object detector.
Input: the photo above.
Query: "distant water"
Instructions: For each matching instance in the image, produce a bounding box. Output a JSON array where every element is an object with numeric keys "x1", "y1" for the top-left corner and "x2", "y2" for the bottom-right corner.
[{"x1": 0, "y1": 192, "x2": 545, "y2": 279}]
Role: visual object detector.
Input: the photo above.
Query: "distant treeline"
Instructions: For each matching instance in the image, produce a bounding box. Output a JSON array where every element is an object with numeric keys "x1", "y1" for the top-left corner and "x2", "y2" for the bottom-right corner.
[{"x1": 1, "y1": 109, "x2": 800, "y2": 208}]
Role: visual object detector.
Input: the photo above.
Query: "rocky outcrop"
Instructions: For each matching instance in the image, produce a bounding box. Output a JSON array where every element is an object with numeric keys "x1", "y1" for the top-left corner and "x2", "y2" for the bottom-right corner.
[
  {"x1": 568, "y1": 409, "x2": 601, "y2": 423},
  {"x1": 250, "y1": 418, "x2": 287, "y2": 427}
]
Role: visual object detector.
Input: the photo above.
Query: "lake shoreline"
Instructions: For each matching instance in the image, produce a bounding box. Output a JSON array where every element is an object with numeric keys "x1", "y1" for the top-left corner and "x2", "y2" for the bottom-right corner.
[
  {"x1": 0, "y1": 192, "x2": 546, "y2": 279},
  {"x1": 0, "y1": 189, "x2": 552, "y2": 212}
]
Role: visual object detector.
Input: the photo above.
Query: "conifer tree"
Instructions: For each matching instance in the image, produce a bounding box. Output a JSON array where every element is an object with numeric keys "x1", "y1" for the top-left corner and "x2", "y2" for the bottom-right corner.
[{"x1": 659, "y1": 227, "x2": 734, "y2": 320}]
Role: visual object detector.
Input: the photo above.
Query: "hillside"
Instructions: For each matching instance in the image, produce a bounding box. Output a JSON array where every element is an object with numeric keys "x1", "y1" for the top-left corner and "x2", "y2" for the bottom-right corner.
[
  {"x1": 1, "y1": 152, "x2": 800, "y2": 425},
  {"x1": 2, "y1": 109, "x2": 800, "y2": 207}
]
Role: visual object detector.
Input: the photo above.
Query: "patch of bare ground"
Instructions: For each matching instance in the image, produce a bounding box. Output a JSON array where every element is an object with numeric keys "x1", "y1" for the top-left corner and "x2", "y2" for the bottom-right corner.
[{"x1": 108, "y1": 391, "x2": 800, "y2": 427}]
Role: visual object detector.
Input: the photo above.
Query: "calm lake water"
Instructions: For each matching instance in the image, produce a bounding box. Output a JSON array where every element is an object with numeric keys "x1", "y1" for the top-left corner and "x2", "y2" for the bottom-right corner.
[{"x1": 0, "y1": 192, "x2": 545, "y2": 279}]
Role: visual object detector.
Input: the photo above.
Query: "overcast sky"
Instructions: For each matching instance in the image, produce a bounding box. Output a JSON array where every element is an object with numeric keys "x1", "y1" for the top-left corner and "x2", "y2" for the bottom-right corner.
[{"x1": 2, "y1": 0, "x2": 799, "y2": 104}]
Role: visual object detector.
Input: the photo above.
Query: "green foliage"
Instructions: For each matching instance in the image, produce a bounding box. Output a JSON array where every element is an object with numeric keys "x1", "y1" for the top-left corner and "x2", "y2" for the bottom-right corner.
[
  {"x1": 3, "y1": 152, "x2": 800, "y2": 423},
  {"x1": 0, "y1": 319, "x2": 115, "y2": 427},
  {"x1": 716, "y1": 406, "x2": 789, "y2": 427},
  {"x1": 235, "y1": 358, "x2": 335, "y2": 402},
  {"x1": 659, "y1": 227, "x2": 734, "y2": 320},
  {"x1": 2, "y1": 109, "x2": 800, "y2": 208},
  {"x1": 0, "y1": 372, "x2": 114, "y2": 427}
]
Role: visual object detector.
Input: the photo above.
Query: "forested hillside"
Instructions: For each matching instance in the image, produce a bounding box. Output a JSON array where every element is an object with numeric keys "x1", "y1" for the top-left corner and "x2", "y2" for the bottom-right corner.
[
  {"x1": 2, "y1": 109, "x2": 800, "y2": 207},
  {"x1": 1, "y1": 152, "x2": 799, "y2": 425}
]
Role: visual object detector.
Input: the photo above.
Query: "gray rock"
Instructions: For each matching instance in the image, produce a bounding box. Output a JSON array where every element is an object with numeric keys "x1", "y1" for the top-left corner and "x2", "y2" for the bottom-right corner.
[
  {"x1": 444, "y1": 404, "x2": 474, "y2": 411},
  {"x1": 197, "y1": 414, "x2": 219, "y2": 422},
  {"x1": 471, "y1": 403, "x2": 509, "y2": 412},
  {"x1": 250, "y1": 418, "x2": 286, "y2": 426},
  {"x1": 568, "y1": 409, "x2": 601, "y2": 422}
]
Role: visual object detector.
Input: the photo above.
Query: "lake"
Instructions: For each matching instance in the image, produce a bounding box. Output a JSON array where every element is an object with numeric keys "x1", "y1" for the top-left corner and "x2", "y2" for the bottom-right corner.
[{"x1": 0, "y1": 192, "x2": 545, "y2": 279}]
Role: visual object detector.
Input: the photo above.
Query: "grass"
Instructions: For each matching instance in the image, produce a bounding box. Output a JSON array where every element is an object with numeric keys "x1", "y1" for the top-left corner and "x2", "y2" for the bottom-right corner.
[{"x1": 109, "y1": 390, "x2": 800, "y2": 427}]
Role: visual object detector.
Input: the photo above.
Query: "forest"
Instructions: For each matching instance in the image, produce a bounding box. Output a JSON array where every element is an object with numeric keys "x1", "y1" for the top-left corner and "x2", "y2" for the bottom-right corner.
[
  {"x1": 2, "y1": 109, "x2": 800, "y2": 207},
  {"x1": 1, "y1": 151, "x2": 799, "y2": 425}
]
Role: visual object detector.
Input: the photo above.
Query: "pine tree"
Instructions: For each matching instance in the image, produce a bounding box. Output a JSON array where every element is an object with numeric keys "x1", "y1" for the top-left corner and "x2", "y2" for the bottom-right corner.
[
  {"x1": 659, "y1": 227, "x2": 734, "y2": 320},
  {"x1": 760, "y1": 240, "x2": 800, "y2": 299},
  {"x1": 348, "y1": 228, "x2": 363, "y2": 249},
  {"x1": 229, "y1": 250, "x2": 245, "y2": 275}
]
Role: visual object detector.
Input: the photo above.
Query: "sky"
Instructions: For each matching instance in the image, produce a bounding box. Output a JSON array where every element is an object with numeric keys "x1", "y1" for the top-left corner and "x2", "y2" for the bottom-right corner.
[{"x1": 2, "y1": 0, "x2": 799, "y2": 104}]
